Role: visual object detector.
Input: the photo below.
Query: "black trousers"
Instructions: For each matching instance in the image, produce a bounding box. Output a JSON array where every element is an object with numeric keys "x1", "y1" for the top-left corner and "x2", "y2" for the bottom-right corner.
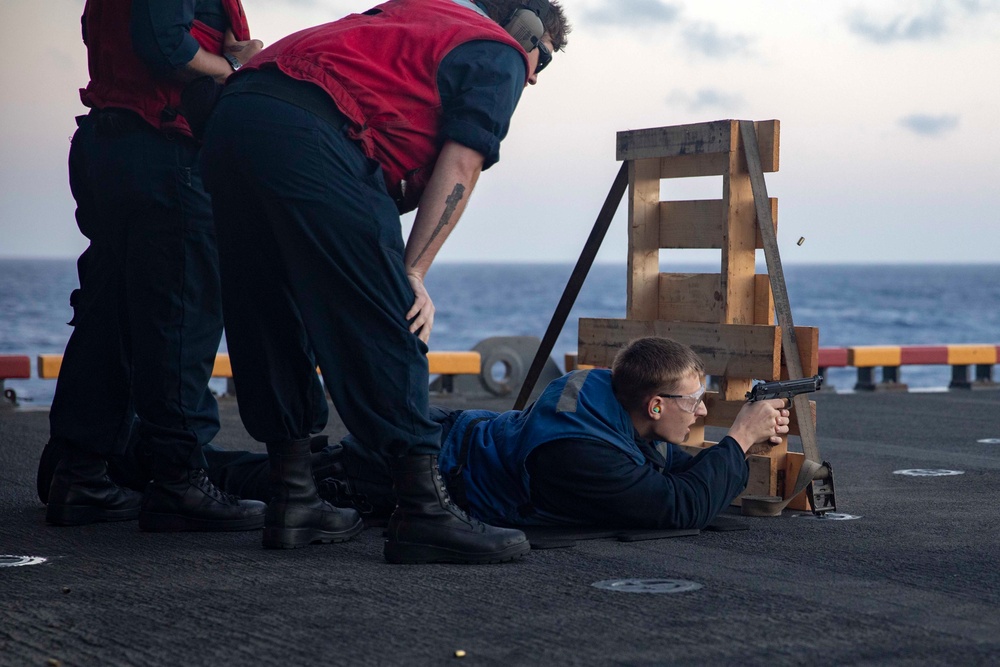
[
  {"x1": 201, "y1": 92, "x2": 440, "y2": 456},
  {"x1": 50, "y1": 110, "x2": 223, "y2": 469}
]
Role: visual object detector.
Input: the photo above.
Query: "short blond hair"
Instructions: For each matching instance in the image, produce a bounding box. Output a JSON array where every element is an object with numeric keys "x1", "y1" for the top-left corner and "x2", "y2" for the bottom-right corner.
[{"x1": 611, "y1": 337, "x2": 705, "y2": 412}]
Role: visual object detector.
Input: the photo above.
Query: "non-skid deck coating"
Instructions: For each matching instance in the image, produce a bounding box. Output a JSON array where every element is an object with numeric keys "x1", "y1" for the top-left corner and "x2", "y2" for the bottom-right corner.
[{"x1": 2, "y1": 389, "x2": 999, "y2": 666}]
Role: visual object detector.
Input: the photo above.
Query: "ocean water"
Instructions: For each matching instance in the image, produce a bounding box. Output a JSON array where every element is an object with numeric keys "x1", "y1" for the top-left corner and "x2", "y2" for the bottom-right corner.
[{"x1": 1, "y1": 259, "x2": 998, "y2": 405}]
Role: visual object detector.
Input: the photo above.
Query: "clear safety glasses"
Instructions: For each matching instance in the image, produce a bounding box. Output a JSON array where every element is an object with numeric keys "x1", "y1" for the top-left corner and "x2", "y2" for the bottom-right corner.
[{"x1": 658, "y1": 382, "x2": 707, "y2": 413}]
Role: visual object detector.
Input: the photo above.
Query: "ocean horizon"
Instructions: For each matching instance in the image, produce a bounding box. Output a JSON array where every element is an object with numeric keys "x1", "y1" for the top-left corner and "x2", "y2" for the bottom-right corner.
[{"x1": 2, "y1": 259, "x2": 999, "y2": 405}]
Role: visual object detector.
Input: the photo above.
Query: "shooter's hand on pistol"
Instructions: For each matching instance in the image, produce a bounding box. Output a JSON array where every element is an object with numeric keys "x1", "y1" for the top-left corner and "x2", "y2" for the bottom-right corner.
[{"x1": 727, "y1": 399, "x2": 790, "y2": 456}]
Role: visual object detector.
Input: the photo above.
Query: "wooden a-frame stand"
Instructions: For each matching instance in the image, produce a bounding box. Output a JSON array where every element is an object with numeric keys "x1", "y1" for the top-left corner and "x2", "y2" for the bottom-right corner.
[{"x1": 577, "y1": 119, "x2": 824, "y2": 512}]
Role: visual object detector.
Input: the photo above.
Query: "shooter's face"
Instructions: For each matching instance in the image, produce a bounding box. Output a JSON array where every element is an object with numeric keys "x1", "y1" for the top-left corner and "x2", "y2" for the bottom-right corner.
[{"x1": 652, "y1": 372, "x2": 708, "y2": 445}]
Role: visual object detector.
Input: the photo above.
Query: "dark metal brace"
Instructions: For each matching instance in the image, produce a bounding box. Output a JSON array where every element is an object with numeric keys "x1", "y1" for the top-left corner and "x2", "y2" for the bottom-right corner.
[{"x1": 513, "y1": 163, "x2": 629, "y2": 410}]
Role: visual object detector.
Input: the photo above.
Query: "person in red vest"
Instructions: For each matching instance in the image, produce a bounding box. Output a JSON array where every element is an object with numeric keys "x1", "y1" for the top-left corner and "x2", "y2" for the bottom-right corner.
[
  {"x1": 44, "y1": 0, "x2": 269, "y2": 532},
  {"x1": 200, "y1": 0, "x2": 571, "y2": 562}
]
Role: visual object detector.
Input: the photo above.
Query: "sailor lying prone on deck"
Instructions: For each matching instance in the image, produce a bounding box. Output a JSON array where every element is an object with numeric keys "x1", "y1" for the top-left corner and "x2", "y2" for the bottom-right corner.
[{"x1": 38, "y1": 337, "x2": 790, "y2": 530}]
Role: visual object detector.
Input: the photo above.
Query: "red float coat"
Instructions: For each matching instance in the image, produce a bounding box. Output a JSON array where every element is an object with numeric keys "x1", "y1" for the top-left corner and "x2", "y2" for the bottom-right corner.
[
  {"x1": 79, "y1": 0, "x2": 250, "y2": 139},
  {"x1": 244, "y1": 0, "x2": 529, "y2": 212}
]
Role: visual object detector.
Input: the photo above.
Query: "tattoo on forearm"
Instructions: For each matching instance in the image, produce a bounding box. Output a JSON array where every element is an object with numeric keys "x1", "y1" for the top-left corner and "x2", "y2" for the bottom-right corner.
[{"x1": 410, "y1": 183, "x2": 465, "y2": 268}]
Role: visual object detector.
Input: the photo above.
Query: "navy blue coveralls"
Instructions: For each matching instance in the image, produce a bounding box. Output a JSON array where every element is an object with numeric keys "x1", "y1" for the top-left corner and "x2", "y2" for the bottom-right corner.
[
  {"x1": 50, "y1": 1, "x2": 227, "y2": 470},
  {"x1": 200, "y1": 42, "x2": 525, "y2": 455},
  {"x1": 70, "y1": 371, "x2": 751, "y2": 529}
]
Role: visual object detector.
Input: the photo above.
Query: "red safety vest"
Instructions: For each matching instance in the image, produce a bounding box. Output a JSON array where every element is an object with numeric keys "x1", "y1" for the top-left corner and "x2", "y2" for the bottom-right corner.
[
  {"x1": 246, "y1": 0, "x2": 529, "y2": 212},
  {"x1": 80, "y1": 0, "x2": 251, "y2": 138}
]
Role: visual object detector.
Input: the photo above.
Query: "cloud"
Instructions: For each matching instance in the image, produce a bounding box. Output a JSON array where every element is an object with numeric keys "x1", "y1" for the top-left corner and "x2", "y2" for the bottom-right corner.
[
  {"x1": 847, "y1": 9, "x2": 947, "y2": 43},
  {"x1": 681, "y1": 21, "x2": 751, "y2": 58},
  {"x1": 582, "y1": 0, "x2": 681, "y2": 27},
  {"x1": 898, "y1": 113, "x2": 959, "y2": 136},
  {"x1": 666, "y1": 88, "x2": 744, "y2": 112},
  {"x1": 847, "y1": 0, "x2": 1000, "y2": 44}
]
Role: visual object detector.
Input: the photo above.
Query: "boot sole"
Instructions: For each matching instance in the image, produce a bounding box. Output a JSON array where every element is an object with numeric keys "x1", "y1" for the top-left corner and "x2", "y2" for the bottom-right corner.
[
  {"x1": 138, "y1": 511, "x2": 266, "y2": 532},
  {"x1": 383, "y1": 539, "x2": 531, "y2": 565},
  {"x1": 46, "y1": 504, "x2": 140, "y2": 526},
  {"x1": 262, "y1": 517, "x2": 365, "y2": 549}
]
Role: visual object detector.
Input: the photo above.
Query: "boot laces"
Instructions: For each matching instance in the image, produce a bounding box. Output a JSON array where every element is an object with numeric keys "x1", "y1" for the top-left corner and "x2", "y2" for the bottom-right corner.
[
  {"x1": 191, "y1": 469, "x2": 241, "y2": 505},
  {"x1": 433, "y1": 469, "x2": 471, "y2": 521}
]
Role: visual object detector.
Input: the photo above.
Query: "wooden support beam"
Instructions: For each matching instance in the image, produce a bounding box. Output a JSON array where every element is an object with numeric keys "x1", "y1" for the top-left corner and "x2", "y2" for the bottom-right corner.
[
  {"x1": 719, "y1": 123, "x2": 758, "y2": 400},
  {"x1": 658, "y1": 153, "x2": 728, "y2": 179},
  {"x1": 617, "y1": 119, "x2": 780, "y2": 171},
  {"x1": 782, "y1": 327, "x2": 820, "y2": 378},
  {"x1": 578, "y1": 318, "x2": 781, "y2": 378},
  {"x1": 722, "y1": 126, "x2": 757, "y2": 329},
  {"x1": 627, "y1": 159, "x2": 661, "y2": 320},
  {"x1": 618, "y1": 120, "x2": 734, "y2": 162},
  {"x1": 753, "y1": 274, "x2": 775, "y2": 326},
  {"x1": 659, "y1": 200, "x2": 724, "y2": 248},
  {"x1": 658, "y1": 273, "x2": 722, "y2": 323},
  {"x1": 657, "y1": 198, "x2": 776, "y2": 250}
]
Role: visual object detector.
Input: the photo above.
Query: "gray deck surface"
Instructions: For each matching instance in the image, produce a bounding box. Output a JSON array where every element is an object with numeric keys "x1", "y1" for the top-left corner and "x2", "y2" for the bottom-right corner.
[{"x1": 2, "y1": 389, "x2": 999, "y2": 666}]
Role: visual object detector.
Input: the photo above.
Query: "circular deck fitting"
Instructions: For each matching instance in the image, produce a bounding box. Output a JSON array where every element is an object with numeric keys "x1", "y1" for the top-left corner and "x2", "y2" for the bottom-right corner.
[
  {"x1": 0, "y1": 555, "x2": 47, "y2": 568},
  {"x1": 591, "y1": 578, "x2": 702, "y2": 594},
  {"x1": 977, "y1": 438, "x2": 1000, "y2": 444},
  {"x1": 893, "y1": 469, "x2": 965, "y2": 477},
  {"x1": 793, "y1": 512, "x2": 861, "y2": 521}
]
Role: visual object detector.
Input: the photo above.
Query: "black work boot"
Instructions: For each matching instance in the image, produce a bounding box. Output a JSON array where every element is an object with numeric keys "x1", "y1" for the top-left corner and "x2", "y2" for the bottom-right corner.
[
  {"x1": 312, "y1": 442, "x2": 378, "y2": 520},
  {"x1": 139, "y1": 468, "x2": 267, "y2": 532},
  {"x1": 46, "y1": 450, "x2": 142, "y2": 526},
  {"x1": 384, "y1": 454, "x2": 530, "y2": 564},
  {"x1": 263, "y1": 438, "x2": 365, "y2": 549}
]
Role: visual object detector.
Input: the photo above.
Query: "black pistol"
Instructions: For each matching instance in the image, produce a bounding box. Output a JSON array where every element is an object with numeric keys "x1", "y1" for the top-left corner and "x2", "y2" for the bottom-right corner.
[{"x1": 745, "y1": 375, "x2": 823, "y2": 403}]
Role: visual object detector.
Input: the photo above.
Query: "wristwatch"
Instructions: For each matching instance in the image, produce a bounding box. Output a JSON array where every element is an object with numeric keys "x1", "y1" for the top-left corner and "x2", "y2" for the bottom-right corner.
[{"x1": 223, "y1": 53, "x2": 242, "y2": 71}]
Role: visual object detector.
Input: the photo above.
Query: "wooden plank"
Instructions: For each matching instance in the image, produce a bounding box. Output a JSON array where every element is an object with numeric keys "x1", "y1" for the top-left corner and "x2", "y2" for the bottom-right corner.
[
  {"x1": 753, "y1": 198, "x2": 779, "y2": 248},
  {"x1": 722, "y1": 123, "x2": 758, "y2": 328},
  {"x1": 657, "y1": 273, "x2": 722, "y2": 323},
  {"x1": 737, "y1": 454, "x2": 776, "y2": 502},
  {"x1": 659, "y1": 199, "x2": 724, "y2": 249},
  {"x1": 617, "y1": 120, "x2": 778, "y2": 170},
  {"x1": 720, "y1": 122, "x2": 757, "y2": 400},
  {"x1": 659, "y1": 153, "x2": 728, "y2": 179},
  {"x1": 578, "y1": 318, "x2": 781, "y2": 378},
  {"x1": 678, "y1": 442, "x2": 713, "y2": 457},
  {"x1": 617, "y1": 120, "x2": 734, "y2": 162},
  {"x1": 627, "y1": 159, "x2": 661, "y2": 320},
  {"x1": 682, "y1": 419, "x2": 705, "y2": 447},
  {"x1": 753, "y1": 274, "x2": 775, "y2": 325},
  {"x1": 753, "y1": 120, "x2": 780, "y2": 173},
  {"x1": 781, "y1": 327, "x2": 820, "y2": 378}
]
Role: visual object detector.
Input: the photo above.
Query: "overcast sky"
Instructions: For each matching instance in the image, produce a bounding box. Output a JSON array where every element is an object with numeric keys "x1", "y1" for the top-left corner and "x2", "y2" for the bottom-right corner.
[{"x1": 1, "y1": 0, "x2": 998, "y2": 265}]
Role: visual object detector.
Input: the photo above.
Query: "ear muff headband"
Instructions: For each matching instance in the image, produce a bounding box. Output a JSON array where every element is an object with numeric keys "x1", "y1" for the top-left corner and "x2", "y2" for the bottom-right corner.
[{"x1": 501, "y1": 0, "x2": 551, "y2": 51}]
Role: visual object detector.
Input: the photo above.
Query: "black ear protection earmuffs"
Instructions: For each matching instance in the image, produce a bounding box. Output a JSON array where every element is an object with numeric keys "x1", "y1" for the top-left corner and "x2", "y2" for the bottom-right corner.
[{"x1": 500, "y1": 0, "x2": 551, "y2": 52}]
